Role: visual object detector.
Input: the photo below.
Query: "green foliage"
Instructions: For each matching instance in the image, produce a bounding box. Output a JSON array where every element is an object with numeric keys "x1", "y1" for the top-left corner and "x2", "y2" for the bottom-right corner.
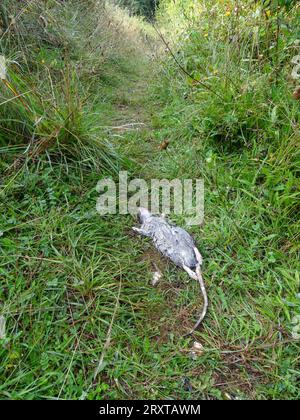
[
  {"x1": 157, "y1": 0, "x2": 300, "y2": 148},
  {"x1": 115, "y1": 0, "x2": 159, "y2": 19},
  {"x1": 258, "y1": 0, "x2": 298, "y2": 11}
]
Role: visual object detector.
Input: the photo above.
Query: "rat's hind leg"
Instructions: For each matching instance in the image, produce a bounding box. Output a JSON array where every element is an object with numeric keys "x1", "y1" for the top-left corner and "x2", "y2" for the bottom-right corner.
[
  {"x1": 132, "y1": 227, "x2": 150, "y2": 236},
  {"x1": 183, "y1": 264, "x2": 198, "y2": 281}
]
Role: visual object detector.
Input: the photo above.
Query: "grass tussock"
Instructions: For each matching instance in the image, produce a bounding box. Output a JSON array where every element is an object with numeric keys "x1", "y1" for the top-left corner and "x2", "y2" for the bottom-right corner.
[{"x1": 0, "y1": 0, "x2": 151, "y2": 172}]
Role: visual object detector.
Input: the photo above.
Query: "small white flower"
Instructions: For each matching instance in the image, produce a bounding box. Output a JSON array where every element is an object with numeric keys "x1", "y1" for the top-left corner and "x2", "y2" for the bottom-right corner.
[
  {"x1": 192, "y1": 341, "x2": 204, "y2": 354},
  {"x1": 189, "y1": 341, "x2": 204, "y2": 359}
]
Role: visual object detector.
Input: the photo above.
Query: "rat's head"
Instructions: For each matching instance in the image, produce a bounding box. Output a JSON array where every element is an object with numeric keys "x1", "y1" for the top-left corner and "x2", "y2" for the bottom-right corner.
[{"x1": 137, "y1": 207, "x2": 151, "y2": 224}]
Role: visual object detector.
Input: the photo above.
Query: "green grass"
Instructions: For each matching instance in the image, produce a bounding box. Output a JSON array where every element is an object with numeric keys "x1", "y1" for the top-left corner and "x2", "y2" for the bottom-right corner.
[{"x1": 0, "y1": 0, "x2": 299, "y2": 400}]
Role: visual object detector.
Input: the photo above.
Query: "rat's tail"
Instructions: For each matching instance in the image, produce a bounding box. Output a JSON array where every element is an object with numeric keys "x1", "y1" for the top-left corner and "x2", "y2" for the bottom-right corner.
[
  {"x1": 183, "y1": 248, "x2": 208, "y2": 336},
  {"x1": 188, "y1": 265, "x2": 208, "y2": 334}
]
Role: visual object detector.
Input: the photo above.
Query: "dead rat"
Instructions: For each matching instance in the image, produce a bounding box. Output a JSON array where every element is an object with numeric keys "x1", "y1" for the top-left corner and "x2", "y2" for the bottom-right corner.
[{"x1": 133, "y1": 207, "x2": 208, "y2": 335}]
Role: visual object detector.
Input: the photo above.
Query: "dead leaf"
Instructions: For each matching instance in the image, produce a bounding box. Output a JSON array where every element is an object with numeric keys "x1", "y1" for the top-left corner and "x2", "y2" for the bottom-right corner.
[
  {"x1": 159, "y1": 140, "x2": 170, "y2": 150},
  {"x1": 292, "y1": 86, "x2": 300, "y2": 100}
]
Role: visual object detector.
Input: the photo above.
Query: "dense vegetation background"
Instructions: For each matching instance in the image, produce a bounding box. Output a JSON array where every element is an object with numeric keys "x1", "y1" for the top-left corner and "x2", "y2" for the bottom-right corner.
[
  {"x1": 115, "y1": 0, "x2": 159, "y2": 19},
  {"x1": 0, "y1": 0, "x2": 299, "y2": 399}
]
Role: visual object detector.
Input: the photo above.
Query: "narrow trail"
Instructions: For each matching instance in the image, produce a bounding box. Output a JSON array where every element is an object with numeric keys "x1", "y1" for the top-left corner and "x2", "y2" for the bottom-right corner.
[
  {"x1": 109, "y1": 57, "x2": 161, "y2": 169},
  {"x1": 103, "y1": 54, "x2": 205, "y2": 340}
]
